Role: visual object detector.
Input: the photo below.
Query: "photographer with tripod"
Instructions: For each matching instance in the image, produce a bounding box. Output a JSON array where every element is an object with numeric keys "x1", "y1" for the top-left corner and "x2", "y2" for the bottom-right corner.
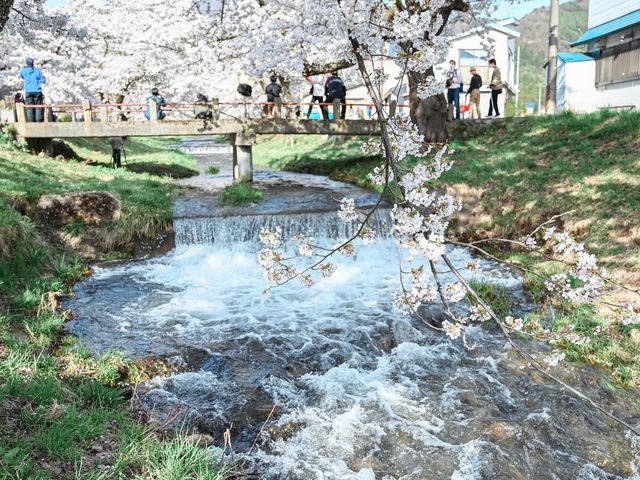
[{"x1": 109, "y1": 136, "x2": 127, "y2": 168}]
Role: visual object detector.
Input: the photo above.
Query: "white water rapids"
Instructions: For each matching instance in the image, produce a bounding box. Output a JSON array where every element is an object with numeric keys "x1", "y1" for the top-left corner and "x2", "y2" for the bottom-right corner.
[{"x1": 66, "y1": 208, "x2": 640, "y2": 479}]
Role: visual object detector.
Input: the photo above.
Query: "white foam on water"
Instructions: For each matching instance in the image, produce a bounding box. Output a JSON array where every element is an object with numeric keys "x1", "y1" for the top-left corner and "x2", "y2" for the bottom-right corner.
[
  {"x1": 71, "y1": 229, "x2": 638, "y2": 479},
  {"x1": 71, "y1": 235, "x2": 525, "y2": 479},
  {"x1": 526, "y1": 407, "x2": 553, "y2": 423},
  {"x1": 577, "y1": 463, "x2": 638, "y2": 480},
  {"x1": 253, "y1": 340, "x2": 518, "y2": 479}
]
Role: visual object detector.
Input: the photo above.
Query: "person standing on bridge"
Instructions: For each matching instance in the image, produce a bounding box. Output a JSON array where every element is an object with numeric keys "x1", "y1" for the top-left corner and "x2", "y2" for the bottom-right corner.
[
  {"x1": 325, "y1": 71, "x2": 347, "y2": 120},
  {"x1": 144, "y1": 87, "x2": 167, "y2": 121},
  {"x1": 305, "y1": 74, "x2": 327, "y2": 119},
  {"x1": 19, "y1": 57, "x2": 46, "y2": 122},
  {"x1": 265, "y1": 74, "x2": 282, "y2": 117}
]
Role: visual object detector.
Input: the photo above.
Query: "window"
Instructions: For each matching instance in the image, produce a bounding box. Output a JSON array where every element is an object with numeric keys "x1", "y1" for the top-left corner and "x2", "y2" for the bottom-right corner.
[
  {"x1": 458, "y1": 49, "x2": 490, "y2": 86},
  {"x1": 595, "y1": 38, "x2": 640, "y2": 85},
  {"x1": 459, "y1": 49, "x2": 488, "y2": 67}
]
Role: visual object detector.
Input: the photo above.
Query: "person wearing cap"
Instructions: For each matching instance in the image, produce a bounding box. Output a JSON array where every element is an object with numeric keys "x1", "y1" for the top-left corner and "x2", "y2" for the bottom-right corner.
[
  {"x1": 144, "y1": 87, "x2": 167, "y2": 120},
  {"x1": 265, "y1": 74, "x2": 282, "y2": 117},
  {"x1": 466, "y1": 67, "x2": 483, "y2": 120},
  {"x1": 19, "y1": 57, "x2": 46, "y2": 122}
]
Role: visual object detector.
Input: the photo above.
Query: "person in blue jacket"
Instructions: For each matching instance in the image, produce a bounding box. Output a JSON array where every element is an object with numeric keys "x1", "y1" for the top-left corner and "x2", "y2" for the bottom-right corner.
[
  {"x1": 19, "y1": 57, "x2": 46, "y2": 122},
  {"x1": 144, "y1": 88, "x2": 167, "y2": 120}
]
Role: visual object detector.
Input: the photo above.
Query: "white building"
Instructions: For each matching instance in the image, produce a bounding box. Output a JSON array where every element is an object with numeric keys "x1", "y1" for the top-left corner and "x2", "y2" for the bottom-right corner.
[
  {"x1": 569, "y1": 0, "x2": 640, "y2": 110},
  {"x1": 337, "y1": 18, "x2": 521, "y2": 119},
  {"x1": 546, "y1": 53, "x2": 599, "y2": 112}
]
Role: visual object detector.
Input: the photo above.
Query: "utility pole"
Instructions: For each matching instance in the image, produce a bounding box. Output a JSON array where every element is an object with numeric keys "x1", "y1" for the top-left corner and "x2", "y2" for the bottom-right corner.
[
  {"x1": 515, "y1": 45, "x2": 521, "y2": 116},
  {"x1": 545, "y1": 0, "x2": 559, "y2": 114}
]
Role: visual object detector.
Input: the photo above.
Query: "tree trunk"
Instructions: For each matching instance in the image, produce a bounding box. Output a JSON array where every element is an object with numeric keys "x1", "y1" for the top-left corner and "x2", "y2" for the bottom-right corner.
[
  {"x1": 0, "y1": 0, "x2": 13, "y2": 31},
  {"x1": 112, "y1": 93, "x2": 127, "y2": 121},
  {"x1": 408, "y1": 68, "x2": 449, "y2": 144}
]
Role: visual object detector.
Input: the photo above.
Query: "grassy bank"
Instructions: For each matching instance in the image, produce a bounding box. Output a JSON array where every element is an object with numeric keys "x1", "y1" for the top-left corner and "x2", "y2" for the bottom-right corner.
[
  {"x1": 254, "y1": 111, "x2": 640, "y2": 386},
  {"x1": 0, "y1": 135, "x2": 229, "y2": 478}
]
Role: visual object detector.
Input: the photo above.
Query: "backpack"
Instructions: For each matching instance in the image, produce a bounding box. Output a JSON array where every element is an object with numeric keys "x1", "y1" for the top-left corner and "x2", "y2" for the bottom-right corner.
[
  {"x1": 266, "y1": 83, "x2": 281, "y2": 98},
  {"x1": 327, "y1": 76, "x2": 345, "y2": 97},
  {"x1": 237, "y1": 84, "x2": 252, "y2": 97}
]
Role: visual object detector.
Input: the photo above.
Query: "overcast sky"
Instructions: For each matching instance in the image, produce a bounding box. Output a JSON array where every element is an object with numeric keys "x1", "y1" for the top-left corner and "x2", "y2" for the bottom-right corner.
[{"x1": 45, "y1": 0, "x2": 568, "y2": 20}]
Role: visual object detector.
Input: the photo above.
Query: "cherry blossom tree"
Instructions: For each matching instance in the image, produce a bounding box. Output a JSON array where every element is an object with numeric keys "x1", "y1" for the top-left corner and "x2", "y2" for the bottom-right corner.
[
  {"x1": 60, "y1": 0, "x2": 225, "y2": 102},
  {"x1": 240, "y1": 0, "x2": 640, "y2": 434},
  {"x1": 1, "y1": 0, "x2": 230, "y2": 104},
  {"x1": 2, "y1": 0, "x2": 638, "y2": 436}
]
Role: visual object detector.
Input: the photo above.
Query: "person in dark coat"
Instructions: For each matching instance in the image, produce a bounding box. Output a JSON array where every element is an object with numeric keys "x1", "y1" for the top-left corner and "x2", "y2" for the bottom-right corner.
[
  {"x1": 109, "y1": 136, "x2": 125, "y2": 168},
  {"x1": 325, "y1": 71, "x2": 347, "y2": 120},
  {"x1": 466, "y1": 67, "x2": 482, "y2": 119},
  {"x1": 265, "y1": 74, "x2": 282, "y2": 117}
]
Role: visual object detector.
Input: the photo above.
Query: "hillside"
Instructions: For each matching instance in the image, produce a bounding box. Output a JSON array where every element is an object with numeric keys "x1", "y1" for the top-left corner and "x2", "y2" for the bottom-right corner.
[{"x1": 515, "y1": 0, "x2": 589, "y2": 113}]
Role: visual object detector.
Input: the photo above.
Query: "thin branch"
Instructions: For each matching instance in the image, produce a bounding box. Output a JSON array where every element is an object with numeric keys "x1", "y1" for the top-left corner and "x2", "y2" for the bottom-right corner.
[{"x1": 440, "y1": 254, "x2": 640, "y2": 437}]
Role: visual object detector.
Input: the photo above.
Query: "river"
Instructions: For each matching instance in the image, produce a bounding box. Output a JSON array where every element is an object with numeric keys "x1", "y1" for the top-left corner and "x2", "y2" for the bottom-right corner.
[{"x1": 66, "y1": 139, "x2": 640, "y2": 479}]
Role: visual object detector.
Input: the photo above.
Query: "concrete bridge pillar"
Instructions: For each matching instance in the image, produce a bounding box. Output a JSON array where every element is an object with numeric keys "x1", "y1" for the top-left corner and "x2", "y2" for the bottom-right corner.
[
  {"x1": 231, "y1": 132, "x2": 255, "y2": 183},
  {"x1": 15, "y1": 102, "x2": 53, "y2": 156}
]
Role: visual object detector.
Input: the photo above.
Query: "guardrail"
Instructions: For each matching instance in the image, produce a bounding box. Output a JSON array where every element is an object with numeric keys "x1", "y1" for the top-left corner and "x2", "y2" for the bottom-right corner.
[{"x1": 12, "y1": 98, "x2": 403, "y2": 124}]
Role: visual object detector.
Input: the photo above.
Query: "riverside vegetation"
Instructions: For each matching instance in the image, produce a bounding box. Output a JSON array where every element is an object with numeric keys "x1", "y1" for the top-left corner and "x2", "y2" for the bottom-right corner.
[
  {"x1": 0, "y1": 133, "x2": 231, "y2": 479},
  {"x1": 254, "y1": 110, "x2": 640, "y2": 387}
]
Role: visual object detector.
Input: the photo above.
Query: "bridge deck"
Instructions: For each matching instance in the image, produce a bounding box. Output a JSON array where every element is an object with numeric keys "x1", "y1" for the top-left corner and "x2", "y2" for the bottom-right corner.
[{"x1": 14, "y1": 118, "x2": 382, "y2": 139}]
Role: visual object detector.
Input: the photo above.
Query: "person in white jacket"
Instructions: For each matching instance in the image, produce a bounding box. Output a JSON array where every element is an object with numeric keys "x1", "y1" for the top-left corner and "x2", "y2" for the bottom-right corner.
[
  {"x1": 305, "y1": 74, "x2": 328, "y2": 119},
  {"x1": 446, "y1": 59, "x2": 464, "y2": 121}
]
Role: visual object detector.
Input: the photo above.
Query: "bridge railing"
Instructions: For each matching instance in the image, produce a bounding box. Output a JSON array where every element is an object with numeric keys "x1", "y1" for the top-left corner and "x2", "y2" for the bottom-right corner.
[{"x1": 13, "y1": 98, "x2": 406, "y2": 124}]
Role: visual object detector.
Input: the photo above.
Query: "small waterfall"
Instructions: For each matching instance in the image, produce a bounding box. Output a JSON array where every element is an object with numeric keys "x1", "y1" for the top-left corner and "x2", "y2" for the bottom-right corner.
[
  {"x1": 174, "y1": 209, "x2": 393, "y2": 246},
  {"x1": 167, "y1": 141, "x2": 233, "y2": 155}
]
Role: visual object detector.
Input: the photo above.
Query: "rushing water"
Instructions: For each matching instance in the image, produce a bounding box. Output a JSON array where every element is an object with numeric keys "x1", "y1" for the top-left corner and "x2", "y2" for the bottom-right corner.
[{"x1": 67, "y1": 164, "x2": 640, "y2": 479}]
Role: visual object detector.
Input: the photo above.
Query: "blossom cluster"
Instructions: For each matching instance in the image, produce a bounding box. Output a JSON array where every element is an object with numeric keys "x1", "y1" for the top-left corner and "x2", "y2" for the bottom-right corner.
[{"x1": 540, "y1": 228, "x2": 605, "y2": 303}]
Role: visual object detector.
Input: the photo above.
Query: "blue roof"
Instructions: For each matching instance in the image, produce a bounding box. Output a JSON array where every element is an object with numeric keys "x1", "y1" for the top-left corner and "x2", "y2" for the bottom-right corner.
[
  {"x1": 558, "y1": 52, "x2": 593, "y2": 63},
  {"x1": 571, "y1": 9, "x2": 640, "y2": 47}
]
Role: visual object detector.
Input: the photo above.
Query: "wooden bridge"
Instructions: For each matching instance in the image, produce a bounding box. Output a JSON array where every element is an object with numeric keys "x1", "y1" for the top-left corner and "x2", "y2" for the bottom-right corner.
[{"x1": 11, "y1": 98, "x2": 398, "y2": 182}]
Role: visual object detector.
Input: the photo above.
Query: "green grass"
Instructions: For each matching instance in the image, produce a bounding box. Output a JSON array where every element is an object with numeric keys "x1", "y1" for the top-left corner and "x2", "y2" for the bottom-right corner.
[
  {"x1": 523, "y1": 305, "x2": 640, "y2": 387},
  {"x1": 255, "y1": 135, "x2": 380, "y2": 187},
  {"x1": 0, "y1": 136, "x2": 196, "y2": 275},
  {"x1": 206, "y1": 165, "x2": 220, "y2": 175},
  {"x1": 67, "y1": 136, "x2": 198, "y2": 176},
  {"x1": 444, "y1": 111, "x2": 639, "y2": 253},
  {"x1": 467, "y1": 280, "x2": 511, "y2": 318},
  {"x1": 219, "y1": 182, "x2": 263, "y2": 206},
  {"x1": 0, "y1": 133, "x2": 230, "y2": 479}
]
